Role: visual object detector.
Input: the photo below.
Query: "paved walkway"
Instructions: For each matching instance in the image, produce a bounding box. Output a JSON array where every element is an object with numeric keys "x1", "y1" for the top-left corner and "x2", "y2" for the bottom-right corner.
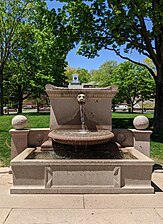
[{"x1": 1, "y1": 167, "x2": 163, "y2": 224}]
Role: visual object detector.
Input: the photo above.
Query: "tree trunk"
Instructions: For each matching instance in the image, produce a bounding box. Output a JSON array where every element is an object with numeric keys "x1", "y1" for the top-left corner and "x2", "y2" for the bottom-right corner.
[
  {"x1": 18, "y1": 86, "x2": 23, "y2": 114},
  {"x1": 36, "y1": 100, "x2": 40, "y2": 113},
  {"x1": 0, "y1": 66, "x2": 4, "y2": 115},
  {"x1": 153, "y1": 66, "x2": 163, "y2": 133},
  {"x1": 131, "y1": 102, "x2": 134, "y2": 113},
  {"x1": 141, "y1": 96, "x2": 144, "y2": 114}
]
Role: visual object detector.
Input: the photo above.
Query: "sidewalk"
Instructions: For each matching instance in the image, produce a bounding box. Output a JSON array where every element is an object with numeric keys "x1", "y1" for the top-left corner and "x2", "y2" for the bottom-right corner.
[{"x1": 1, "y1": 167, "x2": 163, "y2": 224}]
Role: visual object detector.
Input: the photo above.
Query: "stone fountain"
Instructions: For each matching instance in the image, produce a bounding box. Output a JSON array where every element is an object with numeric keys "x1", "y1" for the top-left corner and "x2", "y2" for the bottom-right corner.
[{"x1": 10, "y1": 83, "x2": 154, "y2": 194}]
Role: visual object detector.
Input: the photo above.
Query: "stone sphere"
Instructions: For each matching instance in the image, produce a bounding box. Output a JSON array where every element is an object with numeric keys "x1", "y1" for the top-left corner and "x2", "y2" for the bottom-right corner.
[
  {"x1": 12, "y1": 115, "x2": 28, "y2": 129},
  {"x1": 133, "y1": 115, "x2": 149, "y2": 130}
]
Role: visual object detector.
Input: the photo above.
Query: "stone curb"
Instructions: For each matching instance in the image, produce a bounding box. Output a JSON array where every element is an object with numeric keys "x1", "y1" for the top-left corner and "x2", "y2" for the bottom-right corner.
[{"x1": 0, "y1": 167, "x2": 11, "y2": 174}]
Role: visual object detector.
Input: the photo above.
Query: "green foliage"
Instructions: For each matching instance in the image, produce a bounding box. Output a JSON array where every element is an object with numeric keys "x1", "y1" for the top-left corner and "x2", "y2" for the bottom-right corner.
[
  {"x1": 111, "y1": 61, "x2": 155, "y2": 109},
  {"x1": 0, "y1": 0, "x2": 48, "y2": 67},
  {"x1": 64, "y1": 66, "x2": 91, "y2": 84},
  {"x1": 1, "y1": 0, "x2": 75, "y2": 113},
  {"x1": 90, "y1": 60, "x2": 155, "y2": 108},
  {"x1": 90, "y1": 60, "x2": 117, "y2": 86},
  {"x1": 57, "y1": 0, "x2": 162, "y2": 68},
  {"x1": 144, "y1": 58, "x2": 157, "y2": 74},
  {"x1": 64, "y1": 66, "x2": 77, "y2": 83},
  {"x1": 76, "y1": 68, "x2": 91, "y2": 83},
  {"x1": 56, "y1": 0, "x2": 163, "y2": 132},
  {"x1": 0, "y1": 113, "x2": 50, "y2": 166}
]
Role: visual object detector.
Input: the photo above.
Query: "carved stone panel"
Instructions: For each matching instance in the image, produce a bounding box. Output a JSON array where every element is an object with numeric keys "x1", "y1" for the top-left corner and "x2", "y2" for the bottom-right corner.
[{"x1": 44, "y1": 166, "x2": 121, "y2": 189}]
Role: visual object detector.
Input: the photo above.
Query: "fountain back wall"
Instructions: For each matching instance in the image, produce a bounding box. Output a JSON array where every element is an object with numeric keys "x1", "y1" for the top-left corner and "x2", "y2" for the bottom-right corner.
[{"x1": 46, "y1": 84, "x2": 118, "y2": 131}]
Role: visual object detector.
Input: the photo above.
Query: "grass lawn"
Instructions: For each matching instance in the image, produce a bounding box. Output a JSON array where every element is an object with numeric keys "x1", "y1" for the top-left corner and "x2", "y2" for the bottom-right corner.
[
  {"x1": 112, "y1": 112, "x2": 163, "y2": 166},
  {"x1": 0, "y1": 112, "x2": 50, "y2": 166},
  {"x1": 0, "y1": 111, "x2": 163, "y2": 166}
]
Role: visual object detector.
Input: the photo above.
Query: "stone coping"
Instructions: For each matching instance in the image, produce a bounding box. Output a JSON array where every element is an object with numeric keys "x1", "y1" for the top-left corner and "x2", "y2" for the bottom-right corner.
[
  {"x1": 11, "y1": 147, "x2": 153, "y2": 166},
  {"x1": 46, "y1": 84, "x2": 118, "y2": 98}
]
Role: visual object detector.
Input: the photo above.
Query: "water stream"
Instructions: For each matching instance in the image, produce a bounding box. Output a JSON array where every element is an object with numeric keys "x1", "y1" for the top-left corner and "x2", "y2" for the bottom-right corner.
[{"x1": 79, "y1": 103, "x2": 87, "y2": 131}]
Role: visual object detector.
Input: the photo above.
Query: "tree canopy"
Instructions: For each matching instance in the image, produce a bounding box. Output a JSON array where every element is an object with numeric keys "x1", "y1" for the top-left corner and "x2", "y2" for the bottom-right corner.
[
  {"x1": 57, "y1": 0, "x2": 163, "y2": 132},
  {"x1": 90, "y1": 60, "x2": 117, "y2": 86},
  {"x1": 111, "y1": 61, "x2": 155, "y2": 112},
  {"x1": 64, "y1": 66, "x2": 90, "y2": 84},
  {"x1": 0, "y1": 0, "x2": 74, "y2": 114},
  {"x1": 89, "y1": 60, "x2": 155, "y2": 111}
]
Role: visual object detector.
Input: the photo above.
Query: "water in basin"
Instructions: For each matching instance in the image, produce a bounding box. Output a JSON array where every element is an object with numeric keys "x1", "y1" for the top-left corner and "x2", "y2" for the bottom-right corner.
[{"x1": 26, "y1": 142, "x2": 137, "y2": 160}]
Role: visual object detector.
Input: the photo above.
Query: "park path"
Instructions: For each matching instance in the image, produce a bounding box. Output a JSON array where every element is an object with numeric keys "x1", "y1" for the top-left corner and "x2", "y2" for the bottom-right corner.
[{"x1": 1, "y1": 168, "x2": 163, "y2": 224}]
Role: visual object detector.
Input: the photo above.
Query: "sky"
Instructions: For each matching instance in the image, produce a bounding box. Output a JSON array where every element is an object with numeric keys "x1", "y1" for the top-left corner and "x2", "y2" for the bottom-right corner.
[{"x1": 47, "y1": 0, "x2": 146, "y2": 71}]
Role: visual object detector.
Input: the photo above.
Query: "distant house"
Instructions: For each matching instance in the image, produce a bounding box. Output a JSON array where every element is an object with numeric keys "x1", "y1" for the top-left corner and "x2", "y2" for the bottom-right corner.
[{"x1": 82, "y1": 81, "x2": 99, "y2": 88}]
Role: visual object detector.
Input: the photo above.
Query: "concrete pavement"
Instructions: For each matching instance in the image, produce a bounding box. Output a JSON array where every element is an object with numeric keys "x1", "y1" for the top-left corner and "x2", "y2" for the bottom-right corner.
[{"x1": 1, "y1": 167, "x2": 163, "y2": 224}]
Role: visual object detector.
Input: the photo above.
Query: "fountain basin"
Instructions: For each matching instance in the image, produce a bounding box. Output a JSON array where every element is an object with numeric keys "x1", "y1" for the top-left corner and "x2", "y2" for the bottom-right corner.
[
  {"x1": 9, "y1": 82, "x2": 154, "y2": 195},
  {"x1": 48, "y1": 129, "x2": 114, "y2": 145},
  {"x1": 10, "y1": 147, "x2": 154, "y2": 194}
]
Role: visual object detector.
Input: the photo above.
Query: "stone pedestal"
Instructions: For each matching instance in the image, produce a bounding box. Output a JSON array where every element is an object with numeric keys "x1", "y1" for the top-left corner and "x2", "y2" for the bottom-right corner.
[
  {"x1": 10, "y1": 129, "x2": 30, "y2": 159},
  {"x1": 130, "y1": 129, "x2": 152, "y2": 157}
]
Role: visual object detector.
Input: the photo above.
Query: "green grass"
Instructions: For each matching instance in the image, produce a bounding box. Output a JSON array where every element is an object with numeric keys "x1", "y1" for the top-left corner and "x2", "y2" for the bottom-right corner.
[
  {"x1": 150, "y1": 132, "x2": 163, "y2": 166},
  {"x1": 0, "y1": 114, "x2": 14, "y2": 166},
  {"x1": 0, "y1": 111, "x2": 163, "y2": 166},
  {"x1": 112, "y1": 112, "x2": 154, "y2": 129},
  {"x1": 112, "y1": 112, "x2": 163, "y2": 165},
  {"x1": 0, "y1": 112, "x2": 50, "y2": 166}
]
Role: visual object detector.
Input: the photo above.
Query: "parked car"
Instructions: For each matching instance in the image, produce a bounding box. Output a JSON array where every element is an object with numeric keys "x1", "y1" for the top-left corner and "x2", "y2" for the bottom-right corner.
[
  {"x1": 39, "y1": 106, "x2": 50, "y2": 111},
  {"x1": 114, "y1": 105, "x2": 128, "y2": 111},
  {"x1": 23, "y1": 105, "x2": 33, "y2": 109}
]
